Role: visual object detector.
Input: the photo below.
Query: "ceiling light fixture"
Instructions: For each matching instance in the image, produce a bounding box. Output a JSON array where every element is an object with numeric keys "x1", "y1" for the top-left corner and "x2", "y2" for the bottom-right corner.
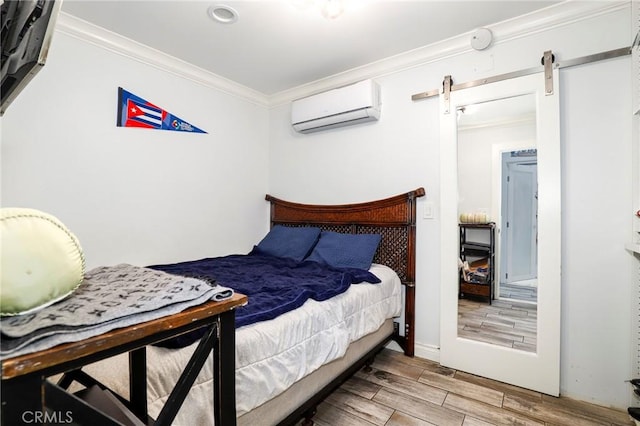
[
  {"x1": 292, "y1": 0, "x2": 346, "y2": 20},
  {"x1": 322, "y1": 0, "x2": 344, "y2": 20},
  {"x1": 207, "y1": 4, "x2": 239, "y2": 24}
]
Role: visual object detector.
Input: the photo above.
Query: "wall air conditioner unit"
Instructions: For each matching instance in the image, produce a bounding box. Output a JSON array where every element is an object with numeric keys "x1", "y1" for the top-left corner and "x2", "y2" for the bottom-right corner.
[{"x1": 291, "y1": 79, "x2": 381, "y2": 133}]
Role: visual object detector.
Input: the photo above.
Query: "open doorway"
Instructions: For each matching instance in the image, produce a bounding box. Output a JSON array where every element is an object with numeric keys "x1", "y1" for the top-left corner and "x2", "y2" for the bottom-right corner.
[{"x1": 499, "y1": 149, "x2": 538, "y2": 303}]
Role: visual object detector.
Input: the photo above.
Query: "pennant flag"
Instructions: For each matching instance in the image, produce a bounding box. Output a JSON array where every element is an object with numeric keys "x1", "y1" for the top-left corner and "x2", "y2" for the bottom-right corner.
[{"x1": 117, "y1": 87, "x2": 207, "y2": 134}]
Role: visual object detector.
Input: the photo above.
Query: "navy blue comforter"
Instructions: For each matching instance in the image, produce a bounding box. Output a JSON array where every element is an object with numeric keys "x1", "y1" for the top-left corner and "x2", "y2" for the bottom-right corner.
[{"x1": 149, "y1": 250, "x2": 380, "y2": 347}]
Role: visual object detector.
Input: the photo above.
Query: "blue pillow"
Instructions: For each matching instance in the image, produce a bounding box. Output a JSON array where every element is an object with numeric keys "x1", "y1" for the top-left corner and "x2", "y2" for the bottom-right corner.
[
  {"x1": 306, "y1": 231, "x2": 381, "y2": 270},
  {"x1": 255, "y1": 225, "x2": 321, "y2": 262}
]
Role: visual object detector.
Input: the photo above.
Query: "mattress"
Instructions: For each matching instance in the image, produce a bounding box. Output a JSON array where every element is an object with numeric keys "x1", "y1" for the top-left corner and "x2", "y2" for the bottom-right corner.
[{"x1": 79, "y1": 263, "x2": 402, "y2": 425}]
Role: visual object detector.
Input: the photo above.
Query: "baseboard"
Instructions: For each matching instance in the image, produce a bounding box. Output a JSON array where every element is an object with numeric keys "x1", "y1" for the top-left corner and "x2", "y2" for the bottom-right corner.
[
  {"x1": 414, "y1": 342, "x2": 440, "y2": 363},
  {"x1": 385, "y1": 341, "x2": 440, "y2": 363}
]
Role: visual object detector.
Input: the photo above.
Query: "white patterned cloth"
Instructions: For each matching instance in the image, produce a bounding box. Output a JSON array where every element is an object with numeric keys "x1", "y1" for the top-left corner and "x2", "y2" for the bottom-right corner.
[{"x1": 0, "y1": 264, "x2": 234, "y2": 357}]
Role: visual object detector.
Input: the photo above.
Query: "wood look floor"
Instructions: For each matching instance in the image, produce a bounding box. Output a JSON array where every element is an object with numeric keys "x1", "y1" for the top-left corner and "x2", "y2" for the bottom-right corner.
[
  {"x1": 458, "y1": 298, "x2": 537, "y2": 353},
  {"x1": 499, "y1": 282, "x2": 538, "y2": 303},
  {"x1": 306, "y1": 349, "x2": 633, "y2": 426}
]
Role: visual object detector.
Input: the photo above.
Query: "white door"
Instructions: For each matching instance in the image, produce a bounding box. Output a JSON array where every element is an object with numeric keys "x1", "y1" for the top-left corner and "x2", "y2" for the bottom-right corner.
[
  {"x1": 503, "y1": 159, "x2": 538, "y2": 283},
  {"x1": 439, "y1": 71, "x2": 561, "y2": 395}
]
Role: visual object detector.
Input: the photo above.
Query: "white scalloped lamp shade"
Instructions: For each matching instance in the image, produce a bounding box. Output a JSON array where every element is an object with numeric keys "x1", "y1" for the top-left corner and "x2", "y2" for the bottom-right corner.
[{"x1": 1, "y1": 208, "x2": 85, "y2": 316}]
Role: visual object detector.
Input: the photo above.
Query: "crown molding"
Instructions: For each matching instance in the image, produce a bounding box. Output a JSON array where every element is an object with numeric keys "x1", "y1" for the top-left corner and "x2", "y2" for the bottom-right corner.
[
  {"x1": 268, "y1": 1, "x2": 629, "y2": 107},
  {"x1": 56, "y1": 2, "x2": 628, "y2": 109},
  {"x1": 56, "y1": 12, "x2": 269, "y2": 107}
]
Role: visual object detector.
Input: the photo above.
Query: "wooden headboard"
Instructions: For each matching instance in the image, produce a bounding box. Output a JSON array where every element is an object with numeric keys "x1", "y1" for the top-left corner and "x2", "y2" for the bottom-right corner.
[{"x1": 265, "y1": 187, "x2": 425, "y2": 357}]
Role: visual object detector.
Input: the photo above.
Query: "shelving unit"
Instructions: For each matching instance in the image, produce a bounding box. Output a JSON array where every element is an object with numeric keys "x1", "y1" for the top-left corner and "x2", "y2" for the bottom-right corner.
[{"x1": 459, "y1": 223, "x2": 495, "y2": 304}]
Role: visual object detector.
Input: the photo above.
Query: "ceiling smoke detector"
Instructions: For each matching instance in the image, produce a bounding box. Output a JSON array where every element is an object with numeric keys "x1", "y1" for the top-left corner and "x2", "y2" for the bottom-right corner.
[
  {"x1": 208, "y1": 4, "x2": 239, "y2": 24},
  {"x1": 470, "y1": 28, "x2": 493, "y2": 51}
]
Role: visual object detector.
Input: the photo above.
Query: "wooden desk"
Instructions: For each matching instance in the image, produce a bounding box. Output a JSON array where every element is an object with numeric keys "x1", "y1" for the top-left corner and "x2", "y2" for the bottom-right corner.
[{"x1": 1, "y1": 293, "x2": 247, "y2": 426}]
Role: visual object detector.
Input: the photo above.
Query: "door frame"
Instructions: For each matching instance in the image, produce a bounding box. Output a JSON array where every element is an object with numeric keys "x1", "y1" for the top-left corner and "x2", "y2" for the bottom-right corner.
[
  {"x1": 491, "y1": 142, "x2": 537, "y2": 300},
  {"x1": 502, "y1": 154, "x2": 538, "y2": 284}
]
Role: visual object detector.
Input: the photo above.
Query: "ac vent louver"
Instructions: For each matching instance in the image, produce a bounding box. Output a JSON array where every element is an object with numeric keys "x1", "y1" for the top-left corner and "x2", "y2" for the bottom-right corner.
[{"x1": 291, "y1": 79, "x2": 381, "y2": 133}]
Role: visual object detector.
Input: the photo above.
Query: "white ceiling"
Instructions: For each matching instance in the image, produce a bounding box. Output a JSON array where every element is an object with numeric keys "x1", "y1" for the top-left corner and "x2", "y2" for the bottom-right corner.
[
  {"x1": 61, "y1": 0, "x2": 560, "y2": 96},
  {"x1": 457, "y1": 93, "x2": 536, "y2": 130}
]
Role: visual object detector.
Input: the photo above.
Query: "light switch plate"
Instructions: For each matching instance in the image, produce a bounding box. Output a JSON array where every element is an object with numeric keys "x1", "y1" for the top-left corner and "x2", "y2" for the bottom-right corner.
[{"x1": 423, "y1": 202, "x2": 434, "y2": 219}]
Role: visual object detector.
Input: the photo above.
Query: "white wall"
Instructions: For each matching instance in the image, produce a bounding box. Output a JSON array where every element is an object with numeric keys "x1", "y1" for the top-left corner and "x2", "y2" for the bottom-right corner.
[
  {"x1": 457, "y1": 121, "x2": 536, "y2": 219},
  {"x1": 1, "y1": 32, "x2": 271, "y2": 269},
  {"x1": 0, "y1": 0, "x2": 635, "y2": 413},
  {"x1": 268, "y1": 4, "x2": 635, "y2": 410},
  {"x1": 560, "y1": 57, "x2": 634, "y2": 408}
]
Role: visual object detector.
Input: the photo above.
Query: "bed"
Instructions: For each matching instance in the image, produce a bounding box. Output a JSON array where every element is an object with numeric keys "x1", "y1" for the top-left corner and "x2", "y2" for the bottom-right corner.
[{"x1": 76, "y1": 187, "x2": 425, "y2": 425}]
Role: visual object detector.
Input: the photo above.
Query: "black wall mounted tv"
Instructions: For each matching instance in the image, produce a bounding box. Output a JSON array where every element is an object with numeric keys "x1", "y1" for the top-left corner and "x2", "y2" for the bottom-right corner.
[{"x1": 1, "y1": 0, "x2": 62, "y2": 116}]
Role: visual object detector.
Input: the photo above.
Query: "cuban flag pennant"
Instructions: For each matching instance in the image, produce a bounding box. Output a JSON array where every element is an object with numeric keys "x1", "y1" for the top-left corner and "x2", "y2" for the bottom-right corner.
[{"x1": 117, "y1": 87, "x2": 207, "y2": 134}]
